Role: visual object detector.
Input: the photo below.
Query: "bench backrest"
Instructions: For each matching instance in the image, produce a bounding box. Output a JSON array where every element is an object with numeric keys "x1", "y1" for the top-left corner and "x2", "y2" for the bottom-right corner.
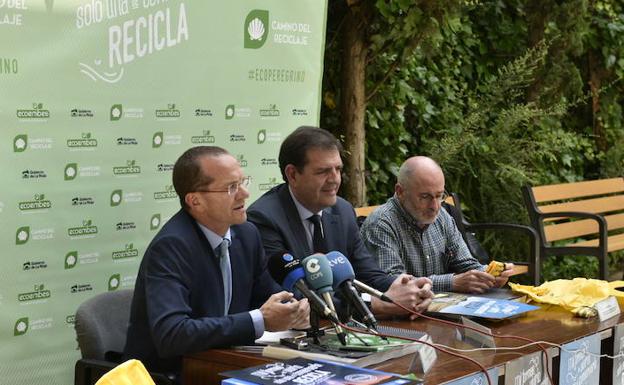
[{"x1": 524, "y1": 177, "x2": 624, "y2": 242}]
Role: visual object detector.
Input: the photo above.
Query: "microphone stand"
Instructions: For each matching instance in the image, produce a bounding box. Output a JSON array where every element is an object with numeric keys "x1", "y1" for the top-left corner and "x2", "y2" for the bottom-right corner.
[{"x1": 306, "y1": 308, "x2": 324, "y2": 345}]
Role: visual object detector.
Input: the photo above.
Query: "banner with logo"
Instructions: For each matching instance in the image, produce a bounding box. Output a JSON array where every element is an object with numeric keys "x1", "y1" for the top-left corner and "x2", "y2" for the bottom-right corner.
[{"x1": 0, "y1": 1, "x2": 327, "y2": 384}]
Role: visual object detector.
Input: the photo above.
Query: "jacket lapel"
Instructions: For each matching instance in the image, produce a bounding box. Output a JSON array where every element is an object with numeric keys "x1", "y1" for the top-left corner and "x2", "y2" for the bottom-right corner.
[{"x1": 277, "y1": 184, "x2": 312, "y2": 258}]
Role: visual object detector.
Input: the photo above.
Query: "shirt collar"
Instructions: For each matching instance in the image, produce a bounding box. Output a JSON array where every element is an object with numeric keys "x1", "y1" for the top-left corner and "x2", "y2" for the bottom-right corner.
[
  {"x1": 196, "y1": 222, "x2": 232, "y2": 251},
  {"x1": 390, "y1": 195, "x2": 428, "y2": 233},
  {"x1": 288, "y1": 185, "x2": 323, "y2": 221}
]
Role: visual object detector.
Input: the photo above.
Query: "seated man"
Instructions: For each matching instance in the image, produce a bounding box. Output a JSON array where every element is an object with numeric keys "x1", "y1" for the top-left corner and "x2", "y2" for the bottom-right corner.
[
  {"x1": 247, "y1": 126, "x2": 433, "y2": 318},
  {"x1": 124, "y1": 146, "x2": 309, "y2": 376},
  {"x1": 360, "y1": 156, "x2": 514, "y2": 294}
]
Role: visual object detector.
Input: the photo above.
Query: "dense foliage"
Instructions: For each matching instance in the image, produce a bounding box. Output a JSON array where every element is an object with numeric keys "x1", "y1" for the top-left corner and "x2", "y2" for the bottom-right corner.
[{"x1": 321, "y1": 0, "x2": 624, "y2": 281}]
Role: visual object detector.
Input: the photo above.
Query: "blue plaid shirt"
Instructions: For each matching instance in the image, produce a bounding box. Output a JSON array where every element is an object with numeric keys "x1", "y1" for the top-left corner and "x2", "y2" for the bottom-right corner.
[{"x1": 360, "y1": 196, "x2": 484, "y2": 292}]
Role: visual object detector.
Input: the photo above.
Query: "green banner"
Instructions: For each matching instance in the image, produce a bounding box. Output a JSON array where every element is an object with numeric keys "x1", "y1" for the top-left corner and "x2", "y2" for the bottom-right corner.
[{"x1": 0, "y1": 1, "x2": 327, "y2": 383}]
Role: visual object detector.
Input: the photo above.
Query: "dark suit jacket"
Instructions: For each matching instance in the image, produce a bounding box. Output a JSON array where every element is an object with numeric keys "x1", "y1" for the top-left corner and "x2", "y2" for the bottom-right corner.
[
  {"x1": 247, "y1": 184, "x2": 394, "y2": 292},
  {"x1": 123, "y1": 209, "x2": 280, "y2": 374}
]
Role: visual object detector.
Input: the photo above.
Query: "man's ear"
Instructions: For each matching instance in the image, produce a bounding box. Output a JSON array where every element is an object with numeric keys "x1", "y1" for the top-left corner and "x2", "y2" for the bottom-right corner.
[
  {"x1": 184, "y1": 193, "x2": 198, "y2": 208},
  {"x1": 395, "y1": 183, "x2": 403, "y2": 198},
  {"x1": 284, "y1": 164, "x2": 298, "y2": 184}
]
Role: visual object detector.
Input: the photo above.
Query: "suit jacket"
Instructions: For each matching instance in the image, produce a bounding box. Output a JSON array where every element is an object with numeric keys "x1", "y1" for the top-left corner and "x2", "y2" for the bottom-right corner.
[
  {"x1": 247, "y1": 184, "x2": 394, "y2": 292},
  {"x1": 123, "y1": 209, "x2": 280, "y2": 374}
]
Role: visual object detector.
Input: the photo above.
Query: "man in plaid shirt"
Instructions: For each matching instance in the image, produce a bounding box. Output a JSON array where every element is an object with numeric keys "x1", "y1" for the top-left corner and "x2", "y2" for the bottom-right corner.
[{"x1": 360, "y1": 156, "x2": 513, "y2": 293}]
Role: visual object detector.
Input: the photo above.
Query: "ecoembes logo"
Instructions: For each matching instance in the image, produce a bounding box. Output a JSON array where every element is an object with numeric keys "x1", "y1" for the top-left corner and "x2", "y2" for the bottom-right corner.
[
  {"x1": 68, "y1": 219, "x2": 98, "y2": 238},
  {"x1": 155, "y1": 103, "x2": 180, "y2": 119},
  {"x1": 259, "y1": 104, "x2": 280, "y2": 118},
  {"x1": 18, "y1": 194, "x2": 52, "y2": 211},
  {"x1": 236, "y1": 155, "x2": 248, "y2": 167},
  {"x1": 18, "y1": 284, "x2": 51, "y2": 303},
  {"x1": 113, "y1": 160, "x2": 141, "y2": 176},
  {"x1": 67, "y1": 132, "x2": 98, "y2": 149},
  {"x1": 259, "y1": 177, "x2": 280, "y2": 191},
  {"x1": 112, "y1": 243, "x2": 139, "y2": 260},
  {"x1": 244, "y1": 9, "x2": 269, "y2": 49},
  {"x1": 153, "y1": 185, "x2": 177, "y2": 201},
  {"x1": 17, "y1": 103, "x2": 50, "y2": 119},
  {"x1": 191, "y1": 130, "x2": 215, "y2": 144}
]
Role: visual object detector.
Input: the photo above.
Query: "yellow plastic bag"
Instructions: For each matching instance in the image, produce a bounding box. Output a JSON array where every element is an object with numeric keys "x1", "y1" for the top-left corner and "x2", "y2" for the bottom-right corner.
[
  {"x1": 509, "y1": 278, "x2": 624, "y2": 314},
  {"x1": 95, "y1": 359, "x2": 155, "y2": 385}
]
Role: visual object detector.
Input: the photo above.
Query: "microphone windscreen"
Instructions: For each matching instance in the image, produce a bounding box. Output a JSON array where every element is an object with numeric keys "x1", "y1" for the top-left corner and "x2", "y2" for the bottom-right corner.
[
  {"x1": 325, "y1": 251, "x2": 355, "y2": 288},
  {"x1": 301, "y1": 254, "x2": 333, "y2": 294},
  {"x1": 268, "y1": 253, "x2": 304, "y2": 290}
]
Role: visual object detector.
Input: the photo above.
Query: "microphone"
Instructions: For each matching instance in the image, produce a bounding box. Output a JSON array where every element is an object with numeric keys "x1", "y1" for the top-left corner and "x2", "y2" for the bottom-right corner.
[
  {"x1": 352, "y1": 279, "x2": 393, "y2": 303},
  {"x1": 268, "y1": 253, "x2": 339, "y2": 324},
  {"x1": 301, "y1": 254, "x2": 347, "y2": 345},
  {"x1": 325, "y1": 251, "x2": 379, "y2": 331}
]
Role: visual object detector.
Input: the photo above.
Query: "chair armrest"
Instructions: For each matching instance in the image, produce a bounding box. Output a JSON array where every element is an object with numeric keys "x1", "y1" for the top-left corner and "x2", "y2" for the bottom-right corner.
[
  {"x1": 74, "y1": 358, "x2": 176, "y2": 385},
  {"x1": 465, "y1": 222, "x2": 540, "y2": 285}
]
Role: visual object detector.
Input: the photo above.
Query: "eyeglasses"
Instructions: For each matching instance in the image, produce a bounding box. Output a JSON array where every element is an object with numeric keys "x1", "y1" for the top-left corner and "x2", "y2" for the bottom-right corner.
[
  {"x1": 416, "y1": 190, "x2": 449, "y2": 204},
  {"x1": 195, "y1": 176, "x2": 251, "y2": 196}
]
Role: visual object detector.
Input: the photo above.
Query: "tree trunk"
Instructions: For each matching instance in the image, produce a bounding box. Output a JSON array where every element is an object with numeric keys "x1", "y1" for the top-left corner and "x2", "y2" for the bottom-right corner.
[
  {"x1": 588, "y1": 49, "x2": 608, "y2": 153},
  {"x1": 341, "y1": 3, "x2": 369, "y2": 207}
]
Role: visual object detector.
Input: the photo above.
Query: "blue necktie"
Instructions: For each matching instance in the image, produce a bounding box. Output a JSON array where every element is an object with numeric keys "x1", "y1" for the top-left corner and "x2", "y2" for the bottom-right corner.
[{"x1": 217, "y1": 239, "x2": 232, "y2": 315}]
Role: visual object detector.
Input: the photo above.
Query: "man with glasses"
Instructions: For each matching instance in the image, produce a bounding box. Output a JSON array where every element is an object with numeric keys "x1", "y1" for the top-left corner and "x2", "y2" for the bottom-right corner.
[
  {"x1": 248, "y1": 127, "x2": 433, "y2": 319},
  {"x1": 124, "y1": 146, "x2": 309, "y2": 377},
  {"x1": 360, "y1": 156, "x2": 514, "y2": 293}
]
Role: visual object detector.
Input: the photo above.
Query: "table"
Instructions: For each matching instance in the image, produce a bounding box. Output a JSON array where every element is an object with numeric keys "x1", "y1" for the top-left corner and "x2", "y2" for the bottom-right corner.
[{"x1": 183, "y1": 305, "x2": 624, "y2": 384}]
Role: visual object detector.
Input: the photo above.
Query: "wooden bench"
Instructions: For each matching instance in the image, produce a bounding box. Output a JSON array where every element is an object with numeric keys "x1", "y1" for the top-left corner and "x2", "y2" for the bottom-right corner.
[
  {"x1": 355, "y1": 193, "x2": 538, "y2": 284},
  {"x1": 522, "y1": 177, "x2": 624, "y2": 280}
]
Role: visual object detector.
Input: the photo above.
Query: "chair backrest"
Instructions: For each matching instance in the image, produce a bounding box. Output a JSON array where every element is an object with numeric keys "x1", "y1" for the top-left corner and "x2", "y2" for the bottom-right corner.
[
  {"x1": 75, "y1": 289, "x2": 134, "y2": 360},
  {"x1": 442, "y1": 193, "x2": 490, "y2": 264}
]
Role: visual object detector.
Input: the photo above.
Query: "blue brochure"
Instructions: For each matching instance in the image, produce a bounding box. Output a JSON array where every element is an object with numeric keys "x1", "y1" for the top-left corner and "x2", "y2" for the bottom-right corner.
[{"x1": 427, "y1": 293, "x2": 539, "y2": 320}]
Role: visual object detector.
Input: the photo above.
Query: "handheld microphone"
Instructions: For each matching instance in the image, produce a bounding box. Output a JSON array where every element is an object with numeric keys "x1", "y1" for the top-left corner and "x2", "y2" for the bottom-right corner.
[
  {"x1": 301, "y1": 254, "x2": 347, "y2": 345},
  {"x1": 325, "y1": 251, "x2": 379, "y2": 330},
  {"x1": 268, "y1": 253, "x2": 340, "y2": 324}
]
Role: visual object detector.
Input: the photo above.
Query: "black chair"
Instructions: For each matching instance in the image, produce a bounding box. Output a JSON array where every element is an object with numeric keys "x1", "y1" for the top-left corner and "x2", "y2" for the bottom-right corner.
[
  {"x1": 73, "y1": 289, "x2": 175, "y2": 385},
  {"x1": 444, "y1": 192, "x2": 540, "y2": 285}
]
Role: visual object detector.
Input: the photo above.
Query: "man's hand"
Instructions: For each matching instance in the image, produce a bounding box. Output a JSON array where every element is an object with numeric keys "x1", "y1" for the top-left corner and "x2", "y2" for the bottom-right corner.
[
  {"x1": 452, "y1": 270, "x2": 495, "y2": 293},
  {"x1": 371, "y1": 274, "x2": 434, "y2": 319},
  {"x1": 260, "y1": 291, "x2": 310, "y2": 331},
  {"x1": 493, "y1": 263, "x2": 515, "y2": 288}
]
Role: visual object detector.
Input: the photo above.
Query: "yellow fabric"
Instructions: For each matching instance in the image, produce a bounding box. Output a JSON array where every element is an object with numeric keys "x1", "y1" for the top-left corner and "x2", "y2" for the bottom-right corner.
[
  {"x1": 95, "y1": 359, "x2": 155, "y2": 385},
  {"x1": 509, "y1": 278, "x2": 624, "y2": 313}
]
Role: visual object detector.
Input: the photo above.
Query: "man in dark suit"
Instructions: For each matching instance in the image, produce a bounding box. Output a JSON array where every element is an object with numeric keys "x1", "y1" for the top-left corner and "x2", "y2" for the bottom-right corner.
[
  {"x1": 124, "y1": 146, "x2": 309, "y2": 376},
  {"x1": 248, "y1": 126, "x2": 433, "y2": 318}
]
